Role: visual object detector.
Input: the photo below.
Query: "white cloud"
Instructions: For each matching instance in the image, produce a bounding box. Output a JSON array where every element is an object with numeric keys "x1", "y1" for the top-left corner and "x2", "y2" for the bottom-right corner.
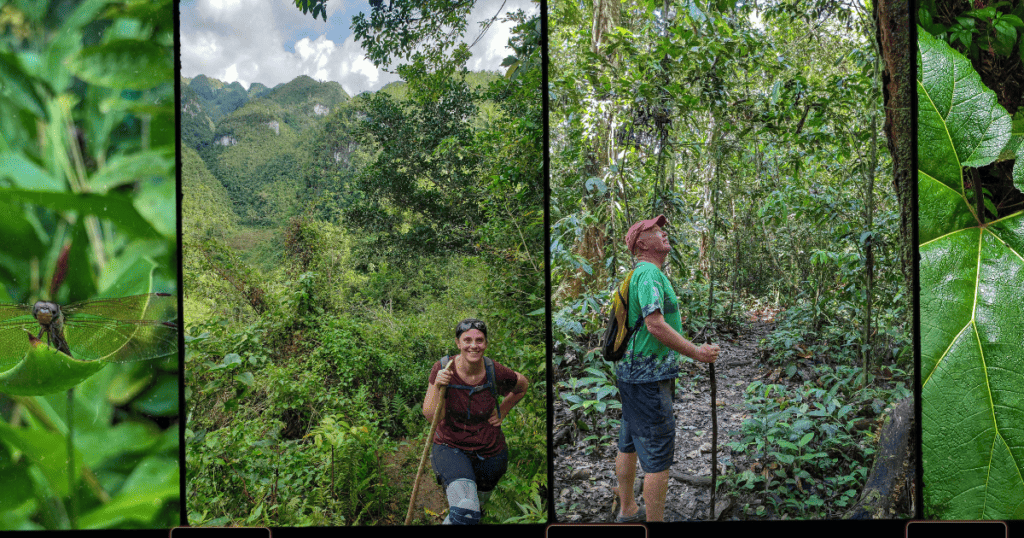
[{"x1": 181, "y1": 0, "x2": 538, "y2": 94}]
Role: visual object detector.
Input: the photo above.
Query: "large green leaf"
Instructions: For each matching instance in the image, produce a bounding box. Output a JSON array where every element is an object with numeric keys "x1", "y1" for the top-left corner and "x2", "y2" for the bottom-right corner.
[
  {"x1": 0, "y1": 343, "x2": 106, "y2": 396},
  {"x1": 65, "y1": 40, "x2": 171, "y2": 90},
  {"x1": 918, "y1": 27, "x2": 1024, "y2": 520}
]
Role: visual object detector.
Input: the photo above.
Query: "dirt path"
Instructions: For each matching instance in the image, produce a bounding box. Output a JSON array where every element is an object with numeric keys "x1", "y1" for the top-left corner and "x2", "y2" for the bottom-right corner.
[
  {"x1": 381, "y1": 436, "x2": 449, "y2": 525},
  {"x1": 553, "y1": 319, "x2": 777, "y2": 522}
]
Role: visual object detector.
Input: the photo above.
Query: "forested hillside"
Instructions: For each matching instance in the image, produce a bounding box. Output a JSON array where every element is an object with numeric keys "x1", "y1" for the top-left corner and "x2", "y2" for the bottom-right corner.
[
  {"x1": 182, "y1": 5, "x2": 545, "y2": 527},
  {"x1": 550, "y1": 0, "x2": 912, "y2": 521}
]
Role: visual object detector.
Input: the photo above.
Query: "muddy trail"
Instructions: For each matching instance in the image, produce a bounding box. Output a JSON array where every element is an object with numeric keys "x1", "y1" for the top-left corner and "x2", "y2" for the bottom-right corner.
[{"x1": 553, "y1": 317, "x2": 783, "y2": 523}]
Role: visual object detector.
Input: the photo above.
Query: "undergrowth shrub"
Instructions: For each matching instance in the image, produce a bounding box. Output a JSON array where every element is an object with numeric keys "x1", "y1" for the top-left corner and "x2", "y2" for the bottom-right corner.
[
  {"x1": 723, "y1": 363, "x2": 912, "y2": 519},
  {"x1": 187, "y1": 385, "x2": 397, "y2": 527}
]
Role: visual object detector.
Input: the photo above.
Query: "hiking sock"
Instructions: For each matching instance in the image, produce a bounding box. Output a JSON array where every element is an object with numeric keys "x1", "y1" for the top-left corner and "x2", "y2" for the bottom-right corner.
[
  {"x1": 478, "y1": 489, "x2": 493, "y2": 520},
  {"x1": 443, "y1": 478, "x2": 481, "y2": 525},
  {"x1": 478, "y1": 489, "x2": 493, "y2": 506}
]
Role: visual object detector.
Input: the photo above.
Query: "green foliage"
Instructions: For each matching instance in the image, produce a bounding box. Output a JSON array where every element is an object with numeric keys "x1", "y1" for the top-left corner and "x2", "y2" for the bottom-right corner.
[
  {"x1": 182, "y1": 146, "x2": 236, "y2": 237},
  {"x1": 282, "y1": 216, "x2": 366, "y2": 313},
  {"x1": 258, "y1": 75, "x2": 348, "y2": 132},
  {"x1": 917, "y1": 26, "x2": 1024, "y2": 519},
  {"x1": 352, "y1": 0, "x2": 475, "y2": 76},
  {"x1": 303, "y1": 98, "x2": 375, "y2": 222},
  {"x1": 181, "y1": 83, "x2": 216, "y2": 150},
  {"x1": 0, "y1": 0, "x2": 177, "y2": 528},
  {"x1": 348, "y1": 78, "x2": 483, "y2": 257},
  {"x1": 556, "y1": 362, "x2": 620, "y2": 453},
  {"x1": 293, "y1": 0, "x2": 328, "y2": 22},
  {"x1": 723, "y1": 369, "x2": 911, "y2": 519},
  {"x1": 920, "y1": 0, "x2": 1024, "y2": 62}
]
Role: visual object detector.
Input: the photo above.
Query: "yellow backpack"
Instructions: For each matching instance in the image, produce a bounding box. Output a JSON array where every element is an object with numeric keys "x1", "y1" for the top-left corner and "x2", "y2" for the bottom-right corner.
[{"x1": 602, "y1": 269, "x2": 645, "y2": 361}]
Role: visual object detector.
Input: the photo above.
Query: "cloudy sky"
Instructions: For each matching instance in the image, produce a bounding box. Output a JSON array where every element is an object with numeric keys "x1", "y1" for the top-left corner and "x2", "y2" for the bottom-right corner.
[{"x1": 180, "y1": 0, "x2": 538, "y2": 96}]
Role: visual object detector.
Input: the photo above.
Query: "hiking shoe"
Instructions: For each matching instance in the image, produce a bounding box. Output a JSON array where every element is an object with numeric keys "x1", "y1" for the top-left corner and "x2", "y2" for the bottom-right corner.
[{"x1": 615, "y1": 505, "x2": 645, "y2": 523}]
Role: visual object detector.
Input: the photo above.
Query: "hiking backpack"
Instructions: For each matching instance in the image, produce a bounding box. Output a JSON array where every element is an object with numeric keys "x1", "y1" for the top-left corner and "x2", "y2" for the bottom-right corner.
[
  {"x1": 602, "y1": 269, "x2": 646, "y2": 361},
  {"x1": 438, "y1": 355, "x2": 502, "y2": 421}
]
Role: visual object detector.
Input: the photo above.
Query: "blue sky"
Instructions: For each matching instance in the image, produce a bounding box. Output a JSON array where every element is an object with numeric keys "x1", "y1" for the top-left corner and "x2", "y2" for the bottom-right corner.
[{"x1": 180, "y1": 0, "x2": 537, "y2": 96}]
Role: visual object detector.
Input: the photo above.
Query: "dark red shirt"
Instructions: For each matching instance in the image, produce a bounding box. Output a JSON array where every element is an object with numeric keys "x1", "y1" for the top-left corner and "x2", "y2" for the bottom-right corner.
[{"x1": 428, "y1": 357, "x2": 518, "y2": 457}]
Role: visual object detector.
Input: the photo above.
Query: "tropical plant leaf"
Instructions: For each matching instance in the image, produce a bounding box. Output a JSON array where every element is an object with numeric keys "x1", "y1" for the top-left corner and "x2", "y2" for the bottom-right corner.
[
  {"x1": 0, "y1": 52, "x2": 49, "y2": 119},
  {"x1": 0, "y1": 341, "x2": 106, "y2": 396},
  {"x1": 917, "y1": 27, "x2": 1024, "y2": 520},
  {"x1": 65, "y1": 40, "x2": 171, "y2": 90}
]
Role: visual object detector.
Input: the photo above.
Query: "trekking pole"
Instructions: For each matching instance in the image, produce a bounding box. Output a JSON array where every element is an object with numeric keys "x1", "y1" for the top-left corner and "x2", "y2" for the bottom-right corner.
[
  {"x1": 706, "y1": 162, "x2": 720, "y2": 521},
  {"x1": 709, "y1": 350, "x2": 718, "y2": 520},
  {"x1": 406, "y1": 358, "x2": 456, "y2": 525}
]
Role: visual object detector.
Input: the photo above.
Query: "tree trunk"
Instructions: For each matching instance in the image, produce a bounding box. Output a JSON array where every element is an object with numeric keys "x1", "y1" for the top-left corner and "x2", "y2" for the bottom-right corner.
[
  {"x1": 873, "y1": 0, "x2": 913, "y2": 299},
  {"x1": 843, "y1": 397, "x2": 916, "y2": 519}
]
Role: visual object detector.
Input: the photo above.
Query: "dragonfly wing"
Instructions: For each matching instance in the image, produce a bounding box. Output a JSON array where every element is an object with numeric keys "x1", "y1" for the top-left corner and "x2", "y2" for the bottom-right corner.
[
  {"x1": 62, "y1": 294, "x2": 178, "y2": 363},
  {"x1": 0, "y1": 305, "x2": 43, "y2": 371},
  {"x1": 64, "y1": 319, "x2": 178, "y2": 362},
  {"x1": 0, "y1": 304, "x2": 35, "y2": 323},
  {"x1": 60, "y1": 293, "x2": 176, "y2": 320}
]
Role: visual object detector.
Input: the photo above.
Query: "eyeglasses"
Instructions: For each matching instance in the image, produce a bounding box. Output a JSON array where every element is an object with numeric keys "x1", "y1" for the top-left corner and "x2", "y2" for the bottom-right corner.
[{"x1": 456, "y1": 319, "x2": 487, "y2": 338}]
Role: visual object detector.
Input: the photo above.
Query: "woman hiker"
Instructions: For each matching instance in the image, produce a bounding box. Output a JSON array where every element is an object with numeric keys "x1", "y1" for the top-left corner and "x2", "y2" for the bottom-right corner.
[{"x1": 422, "y1": 318, "x2": 530, "y2": 524}]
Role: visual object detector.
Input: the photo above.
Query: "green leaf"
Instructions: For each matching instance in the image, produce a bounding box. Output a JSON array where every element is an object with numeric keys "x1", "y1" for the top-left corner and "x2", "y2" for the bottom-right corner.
[
  {"x1": 233, "y1": 372, "x2": 254, "y2": 387},
  {"x1": 0, "y1": 153, "x2": 64, "y2": 191},
  {"x1": 0, "y1": 189, "x2": 163, "y2": 239},
  {"x1": 88, "y1": 151, "x2": 173, "y2": 193},
  {"x1": 78, "y1": 455, "x2": 178, "y2": 528},
  {"x1": 0, "y1": 422, "x2": 80, "y2": 497},
  {"x1": 0, "y1": 52, "x2": 48, "y2": 119},
  {"x1": 0, "y1": 342, "x2": 106, "y2": 396},
  {"x1": 133, "y1": 174, "x2": 176, "y2": 237},
  {"x1": 918, "y1": 28, "x2": 1024, "y2": 519},
  {"x1": 776, "y1": 439, "x2": 799, "y2": 451},
  {"x1": 917, "y1": 29, "x2": 1009, "y2": 193},
  {"x1": 65, "y1": 40, "x2": 171, "y2": 90}
]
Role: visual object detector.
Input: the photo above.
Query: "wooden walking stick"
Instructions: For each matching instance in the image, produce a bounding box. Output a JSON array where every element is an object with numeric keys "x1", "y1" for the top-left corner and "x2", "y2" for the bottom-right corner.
[
  {"x1": 709, "y1": 353, "x2": 718, "y2": 520},
  {"x1": 405, "y1": 358, "x2": 456, "y2": 525},
  {"x1": 706, "y1": 170, "x2": 719, "y2": 521}
]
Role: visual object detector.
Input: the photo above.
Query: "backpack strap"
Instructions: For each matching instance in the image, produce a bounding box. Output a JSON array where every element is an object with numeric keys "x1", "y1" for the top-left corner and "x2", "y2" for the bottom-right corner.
[
  {"x1": 484, "y1": 357, "x2": 501, "y2": 420},
  {"x1": 438, "y1": 355, "x2": 502, "y2": 422},
  {"x1": 624, "y1": 269, "x2": 646, "y2": 350}
]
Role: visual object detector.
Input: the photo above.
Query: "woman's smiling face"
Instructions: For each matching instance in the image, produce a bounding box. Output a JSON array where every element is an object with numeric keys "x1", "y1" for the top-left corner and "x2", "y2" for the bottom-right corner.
[{"x1": 457, "y1": 328, "x2": 487, "y2": 360}]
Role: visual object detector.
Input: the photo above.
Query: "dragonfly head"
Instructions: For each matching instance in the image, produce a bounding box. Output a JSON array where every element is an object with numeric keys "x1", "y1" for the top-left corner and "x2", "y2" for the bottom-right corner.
[{"x1": 31, "y1": 301, "x2": 62, "y2": 327}]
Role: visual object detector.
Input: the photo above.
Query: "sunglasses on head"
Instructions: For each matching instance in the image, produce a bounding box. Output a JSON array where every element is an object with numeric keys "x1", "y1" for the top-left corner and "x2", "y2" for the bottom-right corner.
[{"x1": 455, "y1": 319, "x2": 487, "y2": 339}]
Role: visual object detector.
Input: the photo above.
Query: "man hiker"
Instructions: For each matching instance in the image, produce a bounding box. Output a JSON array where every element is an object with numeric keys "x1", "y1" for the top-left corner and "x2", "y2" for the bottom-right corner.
[{"x1": 614, "y1": 214, "x2": 720, "y2": 522}]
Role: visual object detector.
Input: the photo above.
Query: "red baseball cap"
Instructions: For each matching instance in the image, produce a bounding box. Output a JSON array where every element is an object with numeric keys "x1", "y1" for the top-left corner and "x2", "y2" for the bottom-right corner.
[{"x1": 625, "y1": 214, "x2": 668, "y2": 254}]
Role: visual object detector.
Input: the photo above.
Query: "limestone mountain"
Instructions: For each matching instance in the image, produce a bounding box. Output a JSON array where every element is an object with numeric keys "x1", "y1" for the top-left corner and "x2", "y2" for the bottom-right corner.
[
  {"x1": 205, "y1": 98, "x2": 306, "y2": 227},
  {"x1": 182, "y1": 145, "x2": 235, "y2": 236},
  {"x1": 249, "y1": 82, "x2": 272, "y2": 99},
  {"x1": 188, "y1": 74, "x2": 249, "y2": 122},
  {"x1": 257, "y1": 75, "x2": 349, "y2": 133},
  {"x1": 180, "y1": 81, "x2": 215, "y2": 150}
]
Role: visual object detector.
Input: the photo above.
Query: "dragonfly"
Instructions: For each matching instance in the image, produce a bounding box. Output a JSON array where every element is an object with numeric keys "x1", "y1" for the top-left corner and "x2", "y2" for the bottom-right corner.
[{"x1": 0, "y1": 293, "x2": 178, "y2": 365}]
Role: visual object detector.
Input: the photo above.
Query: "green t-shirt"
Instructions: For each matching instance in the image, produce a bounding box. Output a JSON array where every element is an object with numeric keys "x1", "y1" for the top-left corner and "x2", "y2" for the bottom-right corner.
[{"x1": 615, "y1": 261, "x2": 683, "y2": 384}]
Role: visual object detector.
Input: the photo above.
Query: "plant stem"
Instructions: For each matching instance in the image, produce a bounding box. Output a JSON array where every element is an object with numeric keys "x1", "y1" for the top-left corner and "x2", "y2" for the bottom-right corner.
[
  {"x1": 972, "y1": 168, "x2": 986, "y2": 224},
  {"x1": 67, "y1": 388, "x2": 76, "y2": 530}
]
